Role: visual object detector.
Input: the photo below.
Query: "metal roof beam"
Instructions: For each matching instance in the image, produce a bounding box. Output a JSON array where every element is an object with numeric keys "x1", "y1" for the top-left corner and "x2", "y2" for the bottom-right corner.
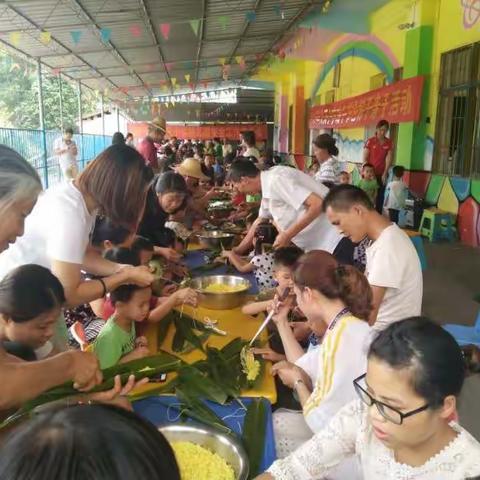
[
  {"x1": 138, "y1": 0, "x2": 173, "y2": 93},
  {"x1": 194, "y1": 0, "x2": 207, "y2": 84},
  {"x1": 3, "y1": 3, "x2": 121, "y2": 93},
  {"x1": 226, "y1": 0, "x2": 263, "y2": 67},
  {"x1": 67, "y1": 0, "x2": 151, "y2": 96}
]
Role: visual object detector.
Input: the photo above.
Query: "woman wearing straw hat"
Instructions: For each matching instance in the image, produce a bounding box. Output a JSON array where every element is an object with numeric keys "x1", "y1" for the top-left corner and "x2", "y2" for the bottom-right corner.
[{"x1": 137, "y1": 117, "x2": 166, "y2": 172}]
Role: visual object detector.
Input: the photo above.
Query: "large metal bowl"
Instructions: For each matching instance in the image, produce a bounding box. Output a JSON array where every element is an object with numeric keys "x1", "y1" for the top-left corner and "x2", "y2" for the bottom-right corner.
[
  {"x1": 195, "y1": 230, "x2": 236, "y2": 249},
  {"x1": 160, "y1": 424, "x2": 249, "y2": 480},
  {"x1": 189, "y1": 275, "x2": 250, "y2": 310}
]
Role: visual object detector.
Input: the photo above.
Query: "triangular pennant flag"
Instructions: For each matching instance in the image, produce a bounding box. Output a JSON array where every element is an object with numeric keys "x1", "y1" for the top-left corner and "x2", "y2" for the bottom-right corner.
[
  {"x1": 184, "y1": 60, "x2": 194, "y2": 69},
  {"x1": 203, "y1": 82, "x2": 208, "y2": 90},
  {"x1": 40, "y1": 31, "x2": 51, "y2": 45},
  {"x1": 165, "y1": 62, "x2": 173, "y2": 72},
  {"x1": 9, "y1": 32, "x2": 21, "y2": 47},
  {"x1": 273, "y1": 5, "x2": 281, "y2": 16},
  {"x1": 51, "y1": 68, "x2": 61, "y2": 76},
  {"x1": 235, "y1": 55, "x2": 243, "y2": 65},
  {"x1": 160, "y1": 23, "x2": 171, "y2": 40},
  {"x1": 129, "y1": 24, "x2": 142, "y2": 37},
  {"x1": 255, "y1": 53, "x2": 263, "y2": 62},
  {"x1": 100, "y1": 28, "x2": 111, "y2": 42},
  {"x1": 218, "y1": 15, "x2": 229, "y2": 30},
  {"x1": 171, "y1": 77, "x2": 177, "y2": 86},
  {"x1": 239, "y1": 60, "x2": 246, "y2": 70},
  {"x1": 184, "y1": 74, "x2": 191, "y2": 83},
  {"x1": 189, "y1": 82, "x2": 195, "y2": 90},
  {"x1": 219, "y1": 57, "x2": 226, "y2": 65},
  {"x1": 245, "y1": 11, "x2": 256, "y2": 22},
  {"x1": 70, "y1": 30, "x2": 83, "y2": 45},
  {"x1": 189, "y1": 19, "x2": 200, "y2": 36}
]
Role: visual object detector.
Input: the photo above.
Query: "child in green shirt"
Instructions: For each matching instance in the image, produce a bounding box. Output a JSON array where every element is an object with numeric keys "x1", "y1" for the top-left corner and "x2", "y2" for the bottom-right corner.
[
  {"x1": 93, "y1": 283, "x2": 151, "y2": 369},
  {"x1": 357, "y1": 163, "x2": 378, "y2": 204}
]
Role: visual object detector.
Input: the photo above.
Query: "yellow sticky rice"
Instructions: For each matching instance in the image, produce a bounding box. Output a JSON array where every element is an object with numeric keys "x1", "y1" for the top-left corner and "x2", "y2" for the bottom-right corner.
[
  {"x1": 203, "y1": 283, "x2": 246, "y2": 293},
  {"x1": 171, "y1": 441, "x2": 235, "y2": 480},
  {"x1": 240, "y1": 346, "x2": 261, "y2": 382}
]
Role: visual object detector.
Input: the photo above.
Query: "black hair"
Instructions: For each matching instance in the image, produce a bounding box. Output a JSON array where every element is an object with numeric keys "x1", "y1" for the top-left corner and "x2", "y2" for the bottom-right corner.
[
  {"x1": 392, "y1": 165, "x2": 405, "y2": 178},
  {"x1": 91, "y1": 217, "x2": 132, "y2": 247},
  {"x1": 313, "y1": 133, "x2": 339, "y2": 156},
  {"x1": 112, "y1": 132, "x2": 125, "y2": 145},
  {"x1": 0, "y1": 404, "x2": 180, "y2": 480},
  {"x1": 110, "y1": 283, "x2": 147, "y2": 305},
  {"x1": 369, "y1": 317, "x2": 465, "y2": 408},
  {"x1": 253, "y1": 221, "x2": 277, "y2": 255},
  {"x1": 322, "y1": 184, "x2": 375, "y2": 212},
  {"x1": 0, "y1": 265, "x2": 65, "y2": 323},
  {"x1": 155, "y1": 171, "x2": 188, "y2": 195},
  {"x1": 163, "y1": 145, "x2": 173, "y2": 156},
  {"x1": 241, "y1": 130, "x2": 256, "y2": 146},
  {"x1": 376, "y1": 119, "x2": 389, "y2": 130},
  {"x1": 131, "y1": 236, "x2": 154, "y2": 253},
  {"x1": 273, "y1": 246, "x2": 304, "y2": 268},
  {"x1": 228, "y1": 159, "x2": 259, "y2": 182},
  {"x1": 103, "y1": 247, "x2": 140, "y2": 266},
  {"x1": 126, "y1": 132, "x2": 133, "y2": 139},
  {"x1": 362, "y1": 162, "x2": 375, "y2": 171},
  {"x1": 64, "y1": 127, "x2": 74, "y2": 135}
]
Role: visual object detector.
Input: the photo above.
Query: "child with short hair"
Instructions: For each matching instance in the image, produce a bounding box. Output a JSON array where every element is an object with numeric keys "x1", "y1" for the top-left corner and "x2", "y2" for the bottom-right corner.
[
  {"x1": 0, "y1": 264, "x2": 64, "y2": 361},
  {"x1": 384, "y1": 165, "x2": 408, "y2": 224},
  {"x1": 339, "y1": 171, "x2": 350, "y2": 185},
  {"x1": 357, "y1": 163, "x2": 378, "y2": 204},
  {"x1": 221, "y1": 221, "x2": 278, "y2": 290},
  {"x1": 131, "y1": 235, "x2": 155, "y2": 265},
  {"x1": 93, "y1": 282, "x2": 151, "y2": 369}
]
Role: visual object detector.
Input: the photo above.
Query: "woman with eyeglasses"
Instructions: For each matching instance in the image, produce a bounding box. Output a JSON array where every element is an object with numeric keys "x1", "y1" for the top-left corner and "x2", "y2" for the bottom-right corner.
[{"x1": 257, "y1": 317, "x2": 480, "y2": 480}]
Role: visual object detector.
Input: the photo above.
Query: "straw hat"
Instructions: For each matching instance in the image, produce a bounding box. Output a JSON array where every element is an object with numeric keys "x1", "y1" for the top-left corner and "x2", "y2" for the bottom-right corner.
[
  {"x1": 175, "y1": 157, "x2": 209, "y2": 180},
  {"x1": 149, "y1": 116, "x2": 166, "y2": 133}
]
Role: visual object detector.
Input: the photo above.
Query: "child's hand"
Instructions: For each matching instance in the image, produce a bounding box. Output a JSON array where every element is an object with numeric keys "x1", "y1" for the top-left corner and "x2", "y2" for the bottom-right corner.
[
  {"x1": 161, "y1": 283, "x2": 178, "y2": 296},
  {"x1": 250, "y1": 347, "x2": 285, "y2": 363},
  {"x1": 135, "y1": 336, "x2": 148, "y2": 348},
  {"x1": 123, "y1": 265, "x2": 155, "y2": 287},
  {"x1": 220, "y1": 250, "x2": 232, "y2": 259},
  {"x1": 173, "y1": 288, "x2": 198, "y2": 307},
  {"x1": 132, "y1": 345, "x2": 150, "y2": 359}
]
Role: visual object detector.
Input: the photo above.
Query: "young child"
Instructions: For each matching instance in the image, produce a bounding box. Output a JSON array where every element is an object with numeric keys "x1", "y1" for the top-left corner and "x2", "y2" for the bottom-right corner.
[
  {"x1": 0, "y1": 265, "x2": 64, "y2": 361},
  {"x1": 339, "y1": 171, "x2": 350, "y2": 185},
  {"x1": 213, "y1": 157, "x2": 225, "y2": 186},
  {"x1": 242, "y1": 246, "x2": 304, "y2": 316},
  {"x1": 221, "y1": 221, "x2": 278, "y2": 290},
  {"x1": 384, "y1": 165, "x2": 408, "y2": 224},
  {"x1": 131, "y1": 235, "x2": 155, "y2": 265},
  {"x1": 357, "y1": 163, "x2": 378, "y2": 204},
  {"x1": 93, "y1": 282, "x2": 151, "y2": 369}
]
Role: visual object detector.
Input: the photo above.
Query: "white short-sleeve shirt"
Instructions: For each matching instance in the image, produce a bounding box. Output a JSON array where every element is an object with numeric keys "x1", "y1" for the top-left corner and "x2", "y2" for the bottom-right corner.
[
  {"x1": 260, "y1": 166, "x2": 343, "y2": 253},
  {"x1": 366, "y1": 224, "x2": 423, "y2": 331},
  {"x1": 53, "y1": 136, "x2": 77, "y2": 171},
  {"x1": 0, "y1": 181, "x2": 96, "y2": 280}
]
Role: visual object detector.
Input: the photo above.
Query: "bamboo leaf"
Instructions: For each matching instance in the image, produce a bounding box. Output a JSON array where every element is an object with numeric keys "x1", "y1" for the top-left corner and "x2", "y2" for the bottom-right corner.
[
  {"x1": 129, "y1": 377, "x2": 179, "y2": 402},
  {"x1": 242, "y1": 398, "x2": 267, "y2": 478},
  {"x1": 174, "y1": 316, "x2": 205, "y2": 352},
  {"x1": 177, "y1": 365, "x2": 228, "y2": 405},
  {"x1": 172, "y1": 325, "x2": 186, "y2": 352}
]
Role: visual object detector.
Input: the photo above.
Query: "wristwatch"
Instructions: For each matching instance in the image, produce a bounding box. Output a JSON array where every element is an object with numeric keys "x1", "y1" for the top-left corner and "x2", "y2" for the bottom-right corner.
[{"x1": 293, "y1": 378, "x2": 305, "y2": 391}]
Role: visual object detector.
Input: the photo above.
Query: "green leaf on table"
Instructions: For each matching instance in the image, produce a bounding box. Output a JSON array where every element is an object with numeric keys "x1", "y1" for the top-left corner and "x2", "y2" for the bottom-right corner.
[{"x1": 242, "y1": 398, "x2": 267, "y2": 478}]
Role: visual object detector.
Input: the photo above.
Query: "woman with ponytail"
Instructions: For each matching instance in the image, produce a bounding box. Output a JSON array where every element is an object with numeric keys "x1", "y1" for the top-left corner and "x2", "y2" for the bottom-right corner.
[{"x1": 270, "y1": 250, "x2": 372, "y2": 478}]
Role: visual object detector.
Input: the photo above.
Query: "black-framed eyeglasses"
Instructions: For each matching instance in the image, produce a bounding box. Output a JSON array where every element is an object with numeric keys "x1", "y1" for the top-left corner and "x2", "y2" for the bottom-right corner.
[{"x1": 353, "y1": 374, "x2": 430, "y2": 425}]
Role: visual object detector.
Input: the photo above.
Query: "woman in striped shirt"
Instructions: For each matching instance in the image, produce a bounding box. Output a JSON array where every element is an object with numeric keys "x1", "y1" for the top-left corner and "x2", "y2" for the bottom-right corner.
[{"x1": 270, "y1": 250, "x2": 372, "y2": 479}]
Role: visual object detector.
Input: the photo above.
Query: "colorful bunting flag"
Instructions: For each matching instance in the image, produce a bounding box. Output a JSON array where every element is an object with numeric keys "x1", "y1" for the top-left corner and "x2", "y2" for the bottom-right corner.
[
  {"x1": 129, "y1": 24, "x2": 142, "y2": 37},
  {"x1": 40, "y1": 31, "x2": 51, "y2": 45},
  {"x1": 100, "y1": 28, "x2": 111, "y2": 42},
  {"x1": 245, "y1": 11, "x2": 256, "y2": 22},
  {"x1": 160, "y1": 23, "x2": 171, "y2": 40},
  {"x1": 189, "y1": 19, "x2": 200, "y2": 36},
  {"x1": 235, "y1": 56, "x2": 243, "y2": 64},
  {"x1": 70, "y1": 30, "x2": 82, "y2": 45},
  {"x1": 219, "y1": 57, "x2": 226, "y2": 65},
  {"x1": 165, "y1": 62, "x2": 173, "y2": 71},
  {"x1": 189, "y1": 82, "x2": 195, "y2": 90},
  {"x1": 184, "y1": 74, "x2": 190, "y2": 83},
  {"x1": 9, "y1": 31, "x2": 21, "y2": 47},
  {"x1": 51, "y1": 68, "x2": 61, "y2": 76},
  {"x1": 255, "y1": 53, "x2": 263, "y2": 62},
  {"x1": 171, "y1": 77, "x2": 177, "y2": 86},
  {"x1": 218, "y1": 15, "x2": 229, "y2": 30}
]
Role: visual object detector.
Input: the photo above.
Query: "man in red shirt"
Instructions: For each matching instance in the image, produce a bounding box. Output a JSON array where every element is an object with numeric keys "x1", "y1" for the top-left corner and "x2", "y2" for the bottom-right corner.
[
  {"x1": 363, "y1": 119, "x2": 393, "y2": 212},
  {"x1": 137, "y1": 117, "x2": 166, "y2": 172}
]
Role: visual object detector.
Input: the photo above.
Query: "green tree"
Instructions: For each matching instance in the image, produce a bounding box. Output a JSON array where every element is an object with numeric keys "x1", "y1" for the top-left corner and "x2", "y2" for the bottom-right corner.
[{"x1": 0, "y1": 51, "x2": 99, "y2": 131}]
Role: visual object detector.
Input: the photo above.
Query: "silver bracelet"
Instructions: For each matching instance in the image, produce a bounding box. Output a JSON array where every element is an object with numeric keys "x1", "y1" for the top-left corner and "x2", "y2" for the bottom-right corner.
[{"x1": 293, "y1": 378, "x2": 305, "y2": 391}]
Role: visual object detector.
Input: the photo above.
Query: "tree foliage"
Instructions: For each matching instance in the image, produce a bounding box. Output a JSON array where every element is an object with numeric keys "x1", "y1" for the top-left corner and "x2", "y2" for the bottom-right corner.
[{"x1": 0, "y1": 52, "x2": 99, "y2": 131}]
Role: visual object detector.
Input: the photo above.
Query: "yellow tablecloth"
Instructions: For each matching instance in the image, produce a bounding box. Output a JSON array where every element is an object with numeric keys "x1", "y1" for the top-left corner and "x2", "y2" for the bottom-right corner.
[{"x1": 135, "y1": 302, "x2": 277, "y2": 403}]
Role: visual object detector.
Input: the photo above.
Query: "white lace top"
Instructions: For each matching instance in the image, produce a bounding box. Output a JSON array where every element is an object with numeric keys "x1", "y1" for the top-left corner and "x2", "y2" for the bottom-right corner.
[{"x1": 268, "y1": 400, "x2": 480, "y2": 480}]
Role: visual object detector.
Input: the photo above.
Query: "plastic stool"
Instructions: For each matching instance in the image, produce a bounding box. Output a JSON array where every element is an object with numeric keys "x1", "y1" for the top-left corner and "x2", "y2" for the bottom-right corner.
[
  {"x1": 404, "y1": 229, "x2": 427, "y2": 270},
  {"x1": 419, "y1": 208, "x2": 455, "y2": 242},
  {"x1": 443, "y1": 311, "x2": 480, "y2": 347}
]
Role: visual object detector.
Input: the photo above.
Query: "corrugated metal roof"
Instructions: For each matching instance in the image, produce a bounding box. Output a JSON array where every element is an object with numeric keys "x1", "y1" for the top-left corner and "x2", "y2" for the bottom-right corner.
[{"x1": 1, "y1": 0, "x2": 326, "y2": 100}]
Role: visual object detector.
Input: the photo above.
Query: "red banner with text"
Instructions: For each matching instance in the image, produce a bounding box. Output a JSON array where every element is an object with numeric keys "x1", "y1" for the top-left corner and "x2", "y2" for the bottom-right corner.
[
  {"x1": 309, "y1": 76, "x2": 424, "y2": 129},
  {"x1": 167, "y1": 124, "x2": 268, "y2": 141}
]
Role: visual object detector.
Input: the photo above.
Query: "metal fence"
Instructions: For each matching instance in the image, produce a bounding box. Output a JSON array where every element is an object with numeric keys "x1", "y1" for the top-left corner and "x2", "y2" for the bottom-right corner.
[{"x1": 0, "y1": 127, "x2": 112, "y2": 187}]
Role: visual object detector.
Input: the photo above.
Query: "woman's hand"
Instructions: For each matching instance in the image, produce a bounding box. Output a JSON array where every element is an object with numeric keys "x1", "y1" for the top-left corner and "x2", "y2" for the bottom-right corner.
[
  {"x1": 158, "y1": 247, "x2": 183, "y2": 263},
  {"x1": 173, "y1": 288, "x2": 198, "y2": 307},
  {"x1": 220, "y1": 250, "x2": 233, "y2": 259},
  {"x1": 271, "y1": 297, "x2": 291, "y2": 325},
  {"x1": 273, "y1": 231, "x2": 292, "y2": 249},
  {"x1": 87, "y1": 374, "x2": 149, "y2": 411},
  {"x1": 123, "y1": 265, "x2": 155, "y2": 287},
  {"x1": 69, "y1": 351, "x2": 103, "y2": 392},
  {"x1": 271, "y1": 361, "x2": 309, "y2": 389},
  {"x1": 250, "y1": 347, "x2": 286, "y2": 363}
]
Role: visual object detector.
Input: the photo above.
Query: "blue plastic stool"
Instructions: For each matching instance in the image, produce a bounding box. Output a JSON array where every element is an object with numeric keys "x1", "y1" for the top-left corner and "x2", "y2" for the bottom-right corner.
[{"x1": 443, "y1": 311, "x2": 480, "y2": 347}]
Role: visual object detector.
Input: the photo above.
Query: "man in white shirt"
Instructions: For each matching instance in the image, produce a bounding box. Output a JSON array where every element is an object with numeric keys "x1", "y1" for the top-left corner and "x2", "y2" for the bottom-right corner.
[
  {"x1": 323, "y1": 184, "x2": 422, "y2": 331},
  {"x1": 53, "y1": 127, "x2": 78, "y2": 181},
  {"x1": 228, "y1": 160, "x2": 347, "y2": 258},
  {"x1": 240, "y1": 130, "x2": 260, "y2": 161}
]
